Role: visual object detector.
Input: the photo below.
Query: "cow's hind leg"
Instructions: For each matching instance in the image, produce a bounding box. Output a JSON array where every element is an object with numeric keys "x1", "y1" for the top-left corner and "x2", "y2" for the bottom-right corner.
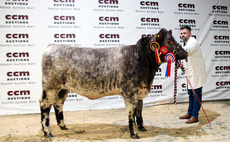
[
  {"x1": 122, "y1": 90, "x2": 139, "y2": 139},
  {"x1": 54, "y1": 89, "x2": 68, "y2": 130},
  {"x1": 136, "y1": 100, "x2": 147, "y2": 131},
  {"x1": 39, "y1": 90, "x2": 57, "y2": 138}
]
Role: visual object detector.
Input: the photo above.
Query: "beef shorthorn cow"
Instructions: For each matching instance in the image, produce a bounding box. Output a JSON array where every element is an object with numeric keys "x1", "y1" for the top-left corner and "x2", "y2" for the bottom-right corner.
[{"x1": 39, "y1": 28, "x2": 188, "y2": 139}]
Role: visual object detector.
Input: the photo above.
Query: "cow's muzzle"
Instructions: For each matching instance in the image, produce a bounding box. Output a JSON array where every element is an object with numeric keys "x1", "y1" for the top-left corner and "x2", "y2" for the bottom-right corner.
[{"x1": 175, "y1": 44, "x2": 188, "y2": 60}]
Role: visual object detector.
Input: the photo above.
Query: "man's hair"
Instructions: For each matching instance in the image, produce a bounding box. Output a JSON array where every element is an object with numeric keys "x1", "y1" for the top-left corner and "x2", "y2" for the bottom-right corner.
[{"x1": 180, "y1": 25, "x2": 191, "y2": 32}]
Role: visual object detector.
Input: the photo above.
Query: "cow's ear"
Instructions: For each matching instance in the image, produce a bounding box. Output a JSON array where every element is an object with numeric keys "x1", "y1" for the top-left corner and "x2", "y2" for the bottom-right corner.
[
  {"x1": 156, "y1": 28, "x2": 167, "y2": 43},
  {"x1": 169, "y1": 30, "x2": 172, "y2": 35}
]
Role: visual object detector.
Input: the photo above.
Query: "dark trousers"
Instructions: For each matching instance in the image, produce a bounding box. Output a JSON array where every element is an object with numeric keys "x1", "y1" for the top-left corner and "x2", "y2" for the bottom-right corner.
[{"x1": 187, "y1": 87, "x2": 202, "y2": 118}]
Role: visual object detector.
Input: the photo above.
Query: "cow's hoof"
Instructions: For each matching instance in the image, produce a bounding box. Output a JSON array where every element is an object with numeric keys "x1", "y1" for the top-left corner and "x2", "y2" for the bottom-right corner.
[
  {"x1": 60, "y1": 126, "x2": 68, "y2": 130},
  {"x1": 44, "y1": 132, "x2": 53, "y2": 138},
  {"x1": 47, "y1": 134, "x2": 53, "y2": 138},
  {"x1": 131, "y1": 134, "x2": 140, "y2": 139},
  {"x1": 138, "y1": 126, "x2": 147, "y2": 132}
]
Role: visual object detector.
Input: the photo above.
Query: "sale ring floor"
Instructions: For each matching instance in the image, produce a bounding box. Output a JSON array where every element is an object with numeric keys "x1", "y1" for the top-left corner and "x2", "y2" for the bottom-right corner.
[{"x1": 0, "y1": 100, "x2": 229, "y2": 142}]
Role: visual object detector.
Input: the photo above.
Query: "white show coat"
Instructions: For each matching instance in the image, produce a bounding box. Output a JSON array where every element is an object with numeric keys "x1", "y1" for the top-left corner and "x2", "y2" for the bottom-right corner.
[{"x1": 182, "y1": 37, "x2": 206, "y2": 89}]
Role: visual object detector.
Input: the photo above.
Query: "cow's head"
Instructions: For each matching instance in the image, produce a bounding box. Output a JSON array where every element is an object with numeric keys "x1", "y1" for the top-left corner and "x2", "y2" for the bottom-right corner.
[{"x1": 155, "y1": 28, "x2": 188, "y2": 61}]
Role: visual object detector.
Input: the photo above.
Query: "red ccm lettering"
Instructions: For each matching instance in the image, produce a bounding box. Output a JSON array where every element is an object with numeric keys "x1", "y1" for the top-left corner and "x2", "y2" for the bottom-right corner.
[
  {"x1": 6, "y1": 52, "x2": 29, "y2": 58},
  {"x1": 6, "y1": 0, "x2": 28, "y2": 1},
  {"x1": 179, "y1": 19, "x2": 196, "y2": 24},
  {"x1": 215, "y1": 51, "x2": 230, "y2": 55},
  {"x1": 151, "y1": 85, "x2": 162, "y2": 90},
  {"x1": 213, "y1": 20, "x2": 228, "y2": 25},
  {"x1": 142, "y1": 34, "x2": 154, "y2": 38},
  {"x1": 54, "y1": 34, "x2": 75, "y2": 38},
  {"x1": 99, "y1": 16, "x2": 119, "y2": 21},
  {"x1": 54, "y1": 15, "x2": 75, "y2": 21},
  {"x1": 8, "y1": 90, "x2": 30, "y2": 96},
  {"x1": 53, "y1": 0, "x2": 75, "y2": 3},
  {"x1": 214, "y1": 35, "x2": 229, "y2": 40},
  {"x1": 216, "y1": 81, "x2": 230, "y2": 86},
  {"x1": 140, "y1": 1, "x2": 158, "y2": 6},
  {"x1": 215, "y1": 66, "x2": 230, "y2": 70},
  {"x1": 6, "y1": 33, "x2": 29, "y2": 39},
  {"x1": 99, "y1": 34, "x2": 119, "y2": 39},
  {"x1": 182, "y1": 83, "x2": 187, "y2": 88},
  {"x1": 178, "y1": 3, "x2": 195, "y2": 8},
  {"x1": 5, "y1": 15, "x2": 28, "y2": 20},
  {"x1": 98, "y1": 0, "x2": 118, "y2": 4},
  {"x1": 141, "y1": 17, "x2": 159, "y2": 22},
  {"x1": 7, "y1": 71, "x2": 30, "y2": 77},
  {"x1": 213, "y1": 5, "x2": 227, "y2": 10}
]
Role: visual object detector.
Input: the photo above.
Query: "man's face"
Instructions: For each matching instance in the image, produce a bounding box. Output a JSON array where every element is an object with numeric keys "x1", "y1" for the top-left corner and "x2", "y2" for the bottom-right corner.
[{"x1": 180, "y1": 29, "x2": 191, "y2": 42}]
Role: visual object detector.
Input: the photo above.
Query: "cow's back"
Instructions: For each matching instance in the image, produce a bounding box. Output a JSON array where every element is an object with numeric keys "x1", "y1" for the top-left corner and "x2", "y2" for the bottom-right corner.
[{"x1": 42, "y1": 44, "x2": 126, "y2": 99}]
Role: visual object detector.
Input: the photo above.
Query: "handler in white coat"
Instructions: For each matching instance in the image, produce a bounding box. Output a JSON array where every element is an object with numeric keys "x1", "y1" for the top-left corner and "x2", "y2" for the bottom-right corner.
[{"x1": 179, "y1": 26, "x2": 206, "y2": 124}]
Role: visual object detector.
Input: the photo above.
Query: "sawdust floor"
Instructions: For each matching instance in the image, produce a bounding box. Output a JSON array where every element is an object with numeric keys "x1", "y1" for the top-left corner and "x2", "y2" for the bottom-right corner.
[{"x1": 0, "y1": 100, "x2": 230, "y2": 142}]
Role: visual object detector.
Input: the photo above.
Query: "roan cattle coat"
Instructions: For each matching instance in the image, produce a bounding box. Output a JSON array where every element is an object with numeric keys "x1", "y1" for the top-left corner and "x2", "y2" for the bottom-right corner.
[{"x1": 39, "y1": 28, "x2": 188, "y2": 139}]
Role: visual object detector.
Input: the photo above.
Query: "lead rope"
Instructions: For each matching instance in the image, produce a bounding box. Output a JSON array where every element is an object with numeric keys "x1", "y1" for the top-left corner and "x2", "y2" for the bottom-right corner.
[
  {"x1": 174, "y1": 60, "x2": 211, "y2": 126},
  {"x1": 174, "y1": 60, "x2": 184, "y2": 105},
  {"x1": 174, "y1": 60, "x2": 179, "y2": 104}
]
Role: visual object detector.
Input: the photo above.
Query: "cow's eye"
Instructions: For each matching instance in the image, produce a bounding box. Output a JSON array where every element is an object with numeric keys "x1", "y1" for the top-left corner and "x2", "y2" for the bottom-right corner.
[{"x1": 167, "y1": 41, "x2": 174, "y2": 44}]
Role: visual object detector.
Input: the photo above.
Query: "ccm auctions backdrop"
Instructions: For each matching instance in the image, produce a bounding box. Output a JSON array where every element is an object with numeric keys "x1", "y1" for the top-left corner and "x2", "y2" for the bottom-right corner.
[{"x1": 0, "y1": 0, "x2": 229, "y2": 115}]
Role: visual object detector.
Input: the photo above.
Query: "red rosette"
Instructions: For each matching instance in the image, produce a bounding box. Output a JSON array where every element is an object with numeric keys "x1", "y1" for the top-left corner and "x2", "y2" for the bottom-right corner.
[
  {"x1": 164, "y1": 52, "x2": 176, "y2": 63},
  {"x1": 165, "y1": 53, "x2": 176, "y2": 77},
  {"x1": 160, "y1": 46, "x2": 168, "y2": 54},
  {"x1": 159, "y1": 46, "x2": 168, "y2": 56}
]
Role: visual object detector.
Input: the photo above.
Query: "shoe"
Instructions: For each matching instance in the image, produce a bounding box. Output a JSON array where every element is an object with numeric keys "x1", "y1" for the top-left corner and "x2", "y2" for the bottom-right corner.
[
  {"x1": 185, "y1": 117, "x2": 198, "y2": 124},
  {"x1": 179, "y1": 114, "x2": 191, "y2": 119}
]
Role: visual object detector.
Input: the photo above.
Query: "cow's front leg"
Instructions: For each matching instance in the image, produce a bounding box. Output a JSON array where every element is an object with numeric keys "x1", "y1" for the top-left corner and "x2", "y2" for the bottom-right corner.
[
  {"x1": 136, "y1": 100, "x2": 147, "y2": 131},
  {"x1": 122, "y1": 90, "x2": 139, "y2": 139},
  {"x1": 54, "y1": 89, "x2": 68, "y2": 130}
]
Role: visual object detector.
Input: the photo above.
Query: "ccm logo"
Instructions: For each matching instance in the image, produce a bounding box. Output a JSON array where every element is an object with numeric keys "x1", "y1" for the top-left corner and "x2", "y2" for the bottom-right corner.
[
  {"x1": 54, "y1": 0, "x2": 75, "y2": 3},
  {"x1": 179, "y1": 19, "x2": 196, "y2": 24},
  {"x1": 178, "y1": 3, "x2": 195, "y2": 8},
  {"x1": 99, "y1": 34, "x2": 119, "y2": 39},
  {"x1": 216, "y1": 81, "x2": 230, "y2": 86},
  {"x1": 142, "y1": 34, "x2": 154, "y2": 38},
  {"x1": 141, "y1": 17, "x2": 159, "y2": 22},
  {"x1": 8, "y1": 90, "x2": 30, "y2": 96},
  {"x1": 99, "y1": 0, "x2": 118, "y2": 4},
  {"x1": 213, "y1": 5, "x2": 227, "y2": 10},
  {"x1": 5, "y1": 15, "x2": 28, "y2": 20},
  {"x1": 54, "y1": 16, "x2": 75, "y2": 21},
  {"x1": 151, "y1": 85, "x2": 162, "y2": 90},
  {"x1": 182, "y1": 83, "x2": 187, "y2": 88},
  {"x1": 6, "y1": 52, "x2": 29, "y2": 58},
  {"x1": 215, "y1": 51, "x2": 230, "y2": 55},
  {"x1": 99, "y1": 16, "x2": 119, "y2": 21},
  {"x1": 6, "y1": 33, "x2": 29, "y2": 39},
  {"x1": 54, "y1": 34, "x2": 75, "y2": 38},
  {"x1": 6, "y1": 0, "x2": 28, "y2": 1},
  {"x1": 215, "y1": 66, "x2": 230, "y2": 70},
  {"x1": 213, "y1": 20, "x2": 228, "y2": 25},
  {"x1": 214, "y1": 35, "x2": 229, "y2": 40},
  {"x1": 157, "y1": 68, "x2": 161, "y2": 72},
  {"x1": 7, "y1": 71, "x2": 30, "y2": 77},
  {"x1": 140, "y1": 1, "x2": 158, "y2": 6}
]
